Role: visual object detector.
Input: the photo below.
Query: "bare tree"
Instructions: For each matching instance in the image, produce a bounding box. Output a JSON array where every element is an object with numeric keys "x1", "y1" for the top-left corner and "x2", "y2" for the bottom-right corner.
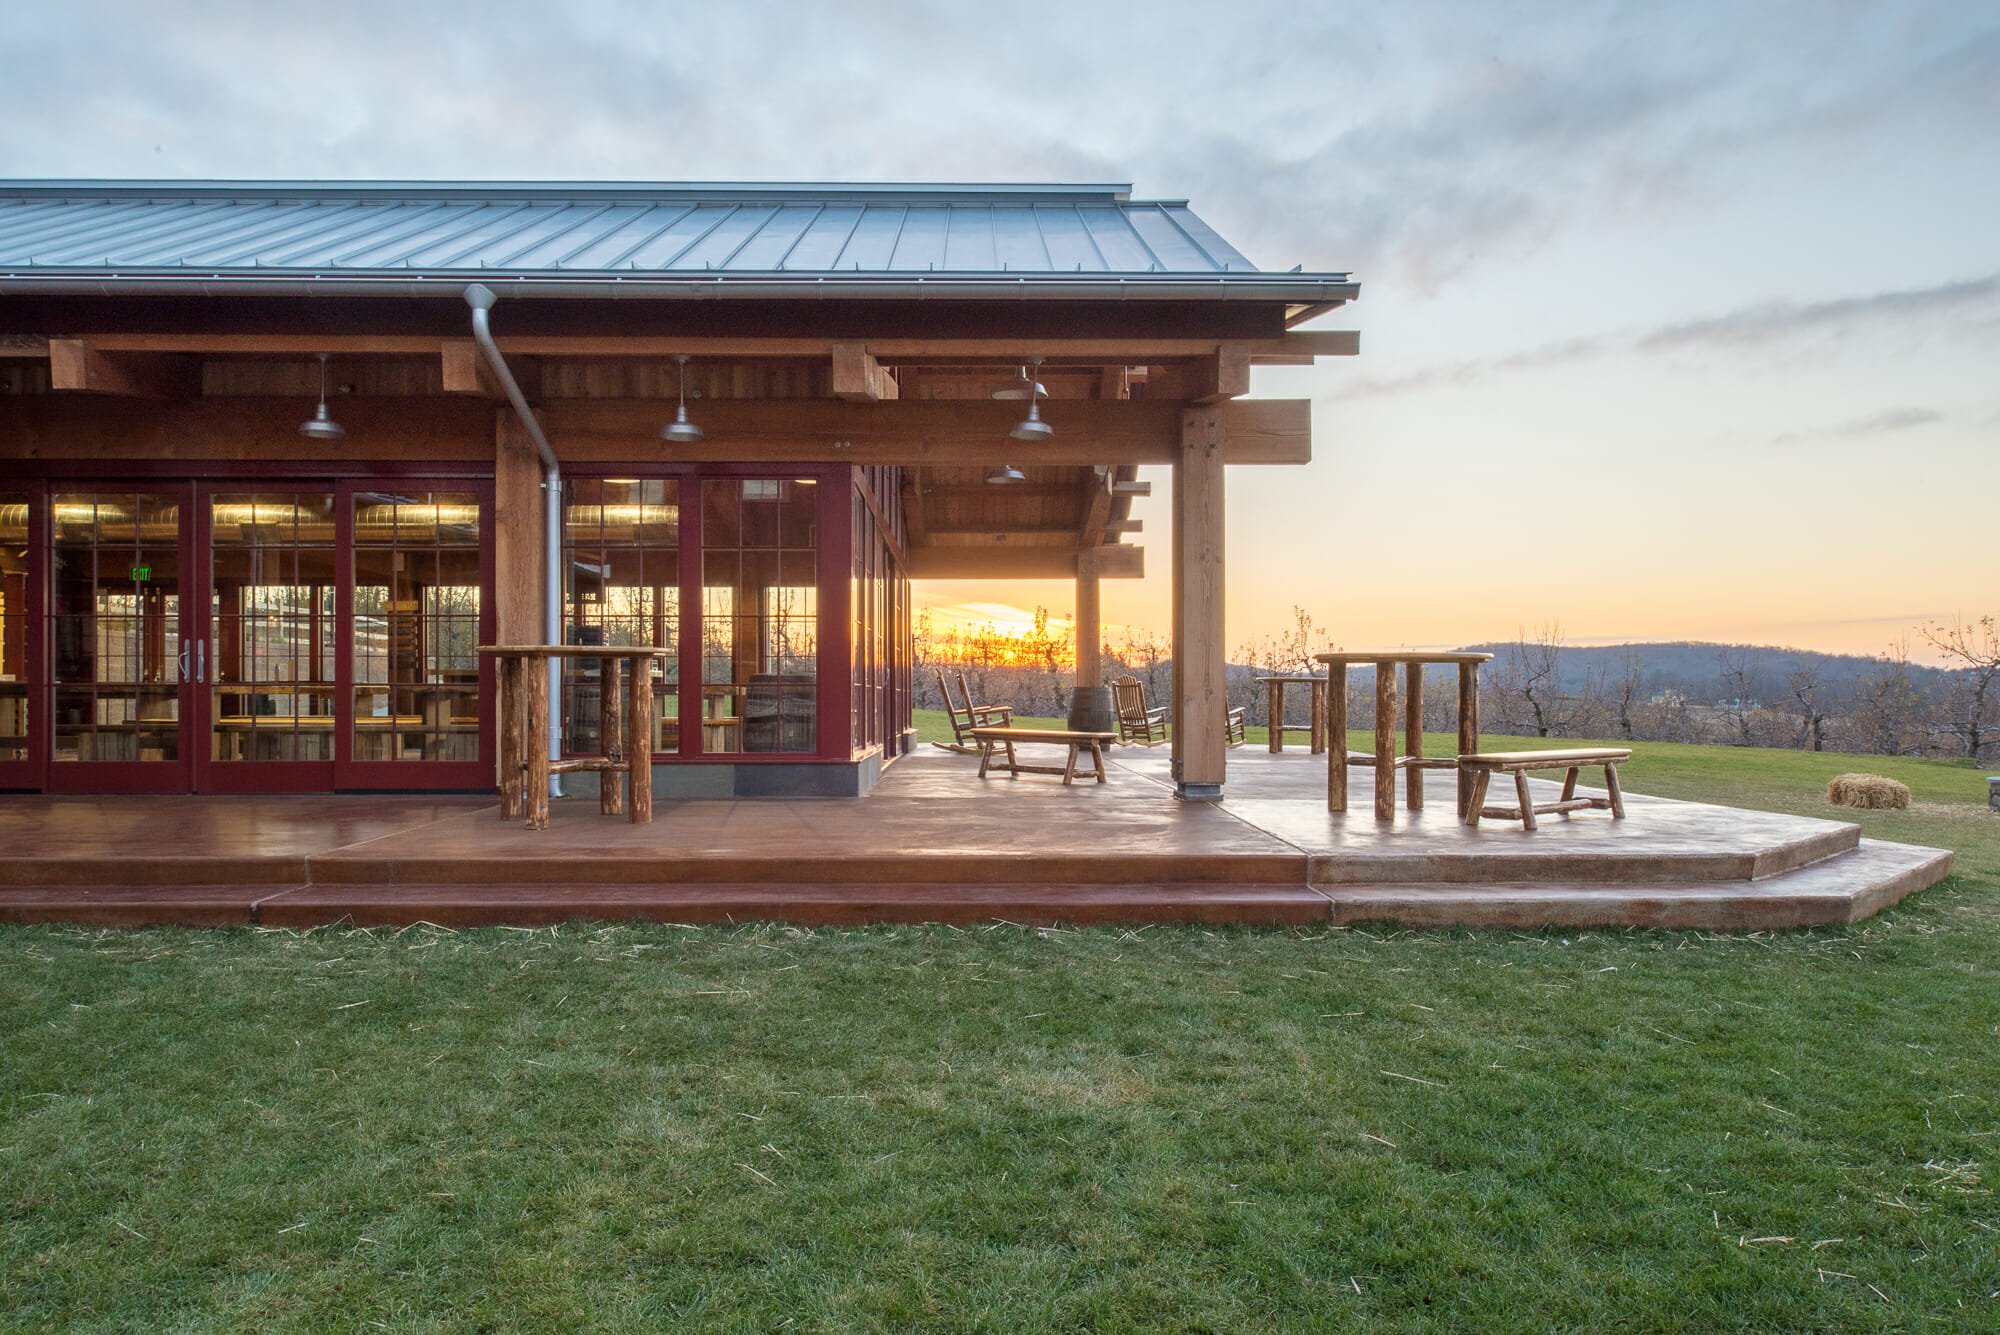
[
  {"x1": 1612, "y1": 651, "x2": 1643, "y2": 741},
  {"x1": 1489, "y1": 624, "x2": 1579, "y2": 737},
  {"x1": 1788, "y1": 664, "x2": 1832, "y2": 752},
  {"x1": 1716, "y1": 646, "x2": 1763, "y2": 747},
  {"x1": 1920, "y1": 614, "x2": 2000, "y2": 761},
  {"x1": 1850, "y1": 641, "x2": 1926, "y2": 757}
]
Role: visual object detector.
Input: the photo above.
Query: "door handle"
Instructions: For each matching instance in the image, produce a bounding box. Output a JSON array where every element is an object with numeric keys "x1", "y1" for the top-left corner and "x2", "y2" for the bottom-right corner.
[
  {"x1": 178, "y1": 639, "x2": 191, "y2": 682},
  {"x1": 196, "y1": 639, "x2": 207, "y2": 684}
]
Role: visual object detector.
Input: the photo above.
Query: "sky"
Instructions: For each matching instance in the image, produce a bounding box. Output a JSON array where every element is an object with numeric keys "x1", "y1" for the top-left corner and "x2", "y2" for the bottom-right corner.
[{"x1": 5, "y1": 1, "x2": 1995, "y2": 662}]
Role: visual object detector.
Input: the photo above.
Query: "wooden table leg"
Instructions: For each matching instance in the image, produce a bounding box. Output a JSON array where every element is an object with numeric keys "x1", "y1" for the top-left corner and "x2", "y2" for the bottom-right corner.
[
  {"x1": 600, "y1": 653, "x2": 624, "y2": 817},
  {"x1": 1464, "y1": 769, "x2": 1490, "y2": 828},
  {"x1": 1604, "y1": 763, "x2": 1626, "y2": 819},
  {"x1": 1405, "y1": 663, "x2": 1424, "y2": 812},
  {"x1": 1457, "y1": 662, "x2": 1479, "y2": 819},
  {"x1": 1374, "y1": 661, "x2": 1397, "y2": 821},
  {"x1": 977, "y1": 737, "x2": 994, "y2": 778},
  {"x1": 1326, "y1": 663, "x2": 1348, "y2": 812},
  {"x1": 1062, "y1": 743, "x2": 1079, "y2": 785},
  {"x1": 1267, "y1": 679, "x2": 1283, "y2": 753},
  {"x1": 1515, "y1": 771, "x2": 1538, "y2": 831},
  {"x1": 525, "y1": 656, "x2": 550, "y2": 831},
  {"x1": 627, "y1": 658, "x2": 654, "y2": 824},
  {"x1": 1089, "y1": 741, "x2": 1108, "y2": 783},
  {"x1": 1310, "y1": 678, "x2": 1326, "y2": 755},
  {"x1": 497, "y1": 656, "x2": 522, "y2": 822}
]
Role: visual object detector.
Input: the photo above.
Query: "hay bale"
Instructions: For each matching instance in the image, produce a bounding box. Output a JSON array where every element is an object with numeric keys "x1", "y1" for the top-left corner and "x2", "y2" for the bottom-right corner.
[{"x1": 1826, "y1": 773, "x2": 1911, "y2": 810}]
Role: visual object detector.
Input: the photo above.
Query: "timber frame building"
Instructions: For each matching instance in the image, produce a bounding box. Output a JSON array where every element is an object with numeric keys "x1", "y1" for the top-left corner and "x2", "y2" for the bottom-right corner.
[{"x1": 0, "y1": 181, "x2": 1355, "y2": 801}]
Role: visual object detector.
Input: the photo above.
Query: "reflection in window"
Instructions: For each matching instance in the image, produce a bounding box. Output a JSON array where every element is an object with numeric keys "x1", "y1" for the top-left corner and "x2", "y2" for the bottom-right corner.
[
  {"x1": 0, "y1": 494, "x2": 27, "y2": 761},
  {"x1": 702, "y1": 478, "x2": 817, "y2": 754},
  {"x1": 562, "y1": 478, "x2": 681, "y2": 756},
  {"x1": 351, "y1": 491, "x2": 482, "y2": 762},
  {"x1": 49, "y1": 492, "x2": 183, "y2": 763},
  {"x1": 210, "y1": 493, "x2": 337, "y2": 762}
]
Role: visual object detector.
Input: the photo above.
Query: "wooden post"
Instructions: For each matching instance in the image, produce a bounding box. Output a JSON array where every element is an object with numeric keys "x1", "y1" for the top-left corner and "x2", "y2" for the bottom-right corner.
[
  {"x1": 1405, "y1": 664, "x2": 1424, "y2": 812},
  {"x1": 1171, "y1": 409, "x2": 1227, "y2": 800},
  {"x1": 525, "y1": 655, "x2": 549, "y2": 831},
  {"x1": 1074, "y1": 550, "x2": 1101, "y2": 690},
  {"x1": 1267, "y1": 679, "x2": 1284, "y2": 754},
  {"x1": 497, "y1": 656, "x2": 523, "y2": 822},
  {"x1": 627, "y1": 655, "x2": 654, "y2": 824},
  {"x1": 1310, "y1": 677, "x2": 1326, "y2": 755},
  {"x1": 1457, "y1": 662, "x2": 1479, "y2": 818},
  {"x1": 495, "y1": 412, "x2": 546, "y2": 796},
  {"x1": 599, "y1": 653, "x2": 623, "y2": 816},
  {"x1": 1326, "y1": 662, "x2": 1348, "y2": 811},
  {"x1": 1374, "y1": 660, "x2": 1397, "y2": 821}
]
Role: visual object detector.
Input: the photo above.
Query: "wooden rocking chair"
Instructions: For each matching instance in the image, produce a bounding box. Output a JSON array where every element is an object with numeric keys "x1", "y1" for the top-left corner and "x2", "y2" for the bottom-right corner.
[
  {"x1": 1110, "y1": 674, "x2": 1248, "y2": 749},
  {"x1": 932, "y1": 668, "x2": 1013, "y2": 754}
]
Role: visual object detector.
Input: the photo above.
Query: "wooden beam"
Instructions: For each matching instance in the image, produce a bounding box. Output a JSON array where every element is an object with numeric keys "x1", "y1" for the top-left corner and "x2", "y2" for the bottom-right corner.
[
  {"x1": 1077, "y1": 469, "x2": 1115, "y2": 547},
  {"x1": 830, "y1": 344, "x2": 899, "y2": 402},
  {"x1": 900, "y1": 475, "x2": 930, "y2": 549},
  {"x1": 1112, "y1": 478, "x2": 1152, "y2": 497},
  {"x1": 441, "y1": 339, "x2": 538, "y2": 399},
  {"x1": 1103, "y1": 518, "x2": 1144, "y2": 535},
  {"x1": 905, "y1": 544, "x2": 1143, "y2": 580},
  {"x1": 0, "y1": 395, "x2": 1310, "y2": 468},
  {"x1": 47, "y1": 339, "x2": 198, "y2": 399},
  {"x1": 1246, "y1": 330, "x2": 1359, "y2": 365},
  {"x1": 1171, "y1": 408, "x2": 1227, "y2": 799},
  {"x1": 1189, "y1": 342, "x2": 1252, "y2": 404}
]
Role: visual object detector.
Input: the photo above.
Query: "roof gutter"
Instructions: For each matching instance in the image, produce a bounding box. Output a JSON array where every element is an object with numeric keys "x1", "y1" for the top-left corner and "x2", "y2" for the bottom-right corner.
[
  {"x1": 0, "y1": 272, "x2": 1358, "y2": 305},
  {"x1": 464, "y1": 282, "x2": 566, "y2": 801}
]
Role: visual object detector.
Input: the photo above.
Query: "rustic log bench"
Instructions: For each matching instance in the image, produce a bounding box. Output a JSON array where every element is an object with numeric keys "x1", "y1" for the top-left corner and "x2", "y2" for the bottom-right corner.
[
  {"x1": 1460, "y1": 748, "x2": 1631, "y2": 830},
  {"x1": 969, "y1": 726, "x2": 1116, "y2": 786}
]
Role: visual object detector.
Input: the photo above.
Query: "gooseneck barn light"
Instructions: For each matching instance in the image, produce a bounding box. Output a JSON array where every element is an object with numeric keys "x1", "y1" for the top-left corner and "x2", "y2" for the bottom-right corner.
[
  {"x1": 990, "y1": 363, "x2": 1045, "y2": 401},
  {"x1": 985, "y1": 463, "x2": 1027, "y2": 485},
  {"x1": 297, "y1": 353, "x2": 346, "y2": 441},
  {"x1": 661, "y1": 355, "x2": 705, "y2": 444},
  {"x1": 1007, "y1": 357, "x2": 1053, "y2": 443}
]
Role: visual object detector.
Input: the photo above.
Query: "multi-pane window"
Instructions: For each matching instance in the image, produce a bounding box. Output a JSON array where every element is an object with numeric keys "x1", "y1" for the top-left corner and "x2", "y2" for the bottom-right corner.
[
  {"x1": 351, "y1": 491, "x2": 482, "y2": 762},
  {"x1": 209, "y1": 493, "x2": 337, "y2": 762},
  {"x1": 49, "y1": 493, "x2": 183, "y2": 763},
  {"x1": 562, "y1": 479, "x2": 680, "y2": 756},
  {"x1": 702, "y1": 478, "x2": 817, "y2": 754},
  {"x1": 0, "y1": 494, "x2": 29, "y2": 762}
]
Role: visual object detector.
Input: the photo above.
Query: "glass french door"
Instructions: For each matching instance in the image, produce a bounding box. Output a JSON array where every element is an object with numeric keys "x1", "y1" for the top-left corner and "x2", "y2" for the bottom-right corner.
[
  {"x1": 35, "y1": 479, "x2": 492, "y2": 794},
  {"x1": 47, "y1": 486, "x2": 197, "y2": 792}
]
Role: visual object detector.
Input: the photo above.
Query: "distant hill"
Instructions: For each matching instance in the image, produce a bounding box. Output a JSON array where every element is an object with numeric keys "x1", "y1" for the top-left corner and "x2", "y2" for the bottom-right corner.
[{"x1": 1457, "y1": 641, "x2": 1950, "y2": 701}]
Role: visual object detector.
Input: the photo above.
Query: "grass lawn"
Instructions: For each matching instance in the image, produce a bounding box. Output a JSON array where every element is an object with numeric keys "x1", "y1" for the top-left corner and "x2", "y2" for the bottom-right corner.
[{"x1": 3, "y1": 724, "x2": 1996, "y2": 1331}]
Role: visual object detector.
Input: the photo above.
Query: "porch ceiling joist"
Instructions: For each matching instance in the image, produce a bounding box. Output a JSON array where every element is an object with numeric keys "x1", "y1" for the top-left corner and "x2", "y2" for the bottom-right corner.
[{"x1": 904, "y1": 543, "x2": 1144, "y2": 580}]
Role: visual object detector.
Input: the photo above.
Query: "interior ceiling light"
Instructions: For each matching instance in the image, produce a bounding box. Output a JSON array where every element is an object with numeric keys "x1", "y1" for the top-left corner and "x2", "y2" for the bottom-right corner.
[
  {"x1": 297, "y1": 353, "x2": 346, "y2": 441},
  {"x1": 986, "y1": 463, "x2": 1027, "y2": 485},
  {"x1": 1007, "y1": 356, "x2": 1054, "y2": 443},
  {"x1": 661, "y1": 355, "x2": 705, "y2": 444},
  {"x1": 990, "y1": 363, "x2": 1045, "y2": 400}
]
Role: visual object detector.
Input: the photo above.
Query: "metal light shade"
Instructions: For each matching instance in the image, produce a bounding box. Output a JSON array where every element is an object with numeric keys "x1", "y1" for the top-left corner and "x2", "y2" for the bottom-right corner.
[
  {"x1": 661, "y1": 402, "x2": 705, "y2": 444},
  {"x1": 1008, "y1": 398, "x2": 1054, "y2": 442},
  {"x1": 299, "y1": 401, "x2": 346, "y2": 441},
  {"x1": 986, "y1": 463, "x2": 1027, "y2": 485},
  {"x1": 298, "y1": 353, "x2": 345, "y2": 440},
  {"x1": 661, "y1": 354, "x2": 704, "y2": 443},
  {"x1": 990, "y1": 364, "x2": 1045, "y2": 400}
]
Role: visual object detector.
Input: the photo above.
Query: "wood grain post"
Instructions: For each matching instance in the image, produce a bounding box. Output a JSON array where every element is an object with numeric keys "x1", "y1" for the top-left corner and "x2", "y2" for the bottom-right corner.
[
  {"x1": 1457, "y1": 662, "x2": 1480, "y2": 818},
  {"x1": 627, "y1": 656, "x2": 654, "y2": 824},
  {"x1": 1171, "y1": 409, "x2": 1227, "y2": 800},
  {"x1": 1267, "y1": 678, "x2": 1284, "y2": 754},
  {"x1": 1074, "y1": 550, "x2": 1102, "y2": 690},
  {"x1": 1326, "y1": 662, "x2": 1348, "y2": 811},
  {"x1": 1310, "y1": 677, "x2": 1326, "y2": 755},
  {"x1": 497, "y1": 655, "x2": 522, "y2": 821},
  {"x1": 1373, "y1": 661, "x2": 1397, "y2": 821},
  {"x1": 1405, "y1": 664, "x2": 1424, "y2": 811},
  {"x1": 525, "y1": 655, "x2": 550, "y2": 831},
  {"x1": 599, "y1": 653, "x2": 623, "y2": 817}
]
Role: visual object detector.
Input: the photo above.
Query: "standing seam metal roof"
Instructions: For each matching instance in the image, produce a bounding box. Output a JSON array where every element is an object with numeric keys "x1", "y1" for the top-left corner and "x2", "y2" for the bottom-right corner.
[{"x1": 0, "y1": 181, "x2": 1355, "y2": 305}]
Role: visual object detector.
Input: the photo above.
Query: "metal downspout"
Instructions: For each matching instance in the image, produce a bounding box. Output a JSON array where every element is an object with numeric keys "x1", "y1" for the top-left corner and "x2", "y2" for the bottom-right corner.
[{"x1": 463, "y1": 284, "x2": 565, "y2": 798}]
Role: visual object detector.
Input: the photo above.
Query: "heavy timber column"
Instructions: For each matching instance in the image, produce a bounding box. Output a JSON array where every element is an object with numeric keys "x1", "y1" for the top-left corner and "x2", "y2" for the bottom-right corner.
[
  {"x1": 494, "y1": 413, "x2": 546, "y2": 787},
  {"x1": 1171, "y1": 409, "x2": 1227, "y2": 800},
  {"x1": 1066, "y1": 549, "x2": 1115, "y2": 732}
]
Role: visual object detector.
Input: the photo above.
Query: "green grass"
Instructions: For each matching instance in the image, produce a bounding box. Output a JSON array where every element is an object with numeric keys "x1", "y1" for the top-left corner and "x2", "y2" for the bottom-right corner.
[{"x1": 3, "y1": 730, "x2": 1997, "y2": 1331}]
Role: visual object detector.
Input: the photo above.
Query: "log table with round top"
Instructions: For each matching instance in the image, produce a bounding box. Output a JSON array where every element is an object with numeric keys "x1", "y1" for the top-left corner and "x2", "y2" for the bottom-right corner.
[
  {"x1": 1314, "y1": 650, "x2": 1495, "y2": 821},
  {"x1": 1259, "y1": 674, "x2": 1329, "y2": 754},
  {"x1": 479, "y1": 645, "x2": 665, "y2": 830}
]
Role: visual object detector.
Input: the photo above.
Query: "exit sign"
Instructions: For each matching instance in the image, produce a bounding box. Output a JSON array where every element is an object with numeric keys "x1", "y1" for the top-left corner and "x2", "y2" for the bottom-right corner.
[{"x1": 130, "y1": 565, "x2": 151, "y2": 582}]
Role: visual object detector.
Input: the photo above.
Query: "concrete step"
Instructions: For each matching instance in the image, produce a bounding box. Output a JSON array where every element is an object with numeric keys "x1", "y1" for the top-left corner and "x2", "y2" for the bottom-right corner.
[{"x1": 1324, "y1": 840, "x2": 1953, "y2": 931}]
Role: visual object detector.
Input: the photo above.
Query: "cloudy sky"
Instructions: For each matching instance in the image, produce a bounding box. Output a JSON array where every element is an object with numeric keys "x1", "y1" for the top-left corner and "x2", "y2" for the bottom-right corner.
[{"x1": 7, "y1": 1, "x2": 1995, "y2": 659}]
